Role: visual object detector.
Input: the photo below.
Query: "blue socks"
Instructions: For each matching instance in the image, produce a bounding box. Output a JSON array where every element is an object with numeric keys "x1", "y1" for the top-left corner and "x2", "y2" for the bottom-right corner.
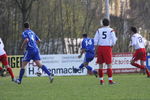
[
  {"x1": 86, "y1": 66, "x2": 92, "y2": 71},
  {"x1": 79, "y1": 64, "x2": 93, "y2": 72},
  {"x1": 86, "y1": 66, "x2": 97, "y2": 74},
  {"x1": 19, "y1": 68, "x2": 25, "y2": 82},
  {"x1": 93, "y1": 70, "x2": 97, "y2": 74},
  {"x1": 79, "y1": 64, "x2": 84, "y2": 69},
  {"x1": 41, "y1": 65, "x2": 51, "y2": 76}
]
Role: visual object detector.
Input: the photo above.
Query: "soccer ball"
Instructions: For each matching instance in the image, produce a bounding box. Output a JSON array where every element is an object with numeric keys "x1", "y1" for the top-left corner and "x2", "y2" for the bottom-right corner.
[
  {"x1": 36, "y1": 71, "x2": 42, "y2": 77},
  {"x1": 35, "y1": 68, "x2": 42, "y2": 77}
]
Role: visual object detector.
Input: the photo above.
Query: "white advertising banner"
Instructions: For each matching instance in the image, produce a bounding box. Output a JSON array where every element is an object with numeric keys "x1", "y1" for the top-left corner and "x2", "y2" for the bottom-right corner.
[
  {"x1": 26, "y1": 54, "x2": 88, "y2": 77},
  {"x1": 91, "y1": 53, "x2": 137, "y2": 69},
  {"x1": 25, "y1": 53, "x2": 140, "y2": 77}
]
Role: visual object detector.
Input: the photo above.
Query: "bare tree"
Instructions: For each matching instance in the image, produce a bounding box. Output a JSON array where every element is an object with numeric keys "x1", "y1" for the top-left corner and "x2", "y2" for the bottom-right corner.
[{"x1": 15, "y1": 0, "x2": 34, "y2": 27}]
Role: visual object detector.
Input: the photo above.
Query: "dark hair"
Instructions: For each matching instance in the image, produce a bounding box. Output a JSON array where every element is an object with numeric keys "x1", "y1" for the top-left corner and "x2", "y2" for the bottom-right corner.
[
  {"x1": 130, "y1": 26, "x2": 137, "y2": 33},
  {"x1": 82, "y1": 33, "x2": 87, "y2": 38},
  {"x1": 102, "y1": 18, "x2": 109, "y2": 26},
  {"x1": 24, "y1": 22, "x2": 30, "y2": 28}
]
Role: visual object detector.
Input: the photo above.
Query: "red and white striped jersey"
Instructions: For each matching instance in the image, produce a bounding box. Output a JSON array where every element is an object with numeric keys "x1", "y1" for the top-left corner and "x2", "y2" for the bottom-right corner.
[
  {"x1": 94, "y1": 26, "x2": 117, "y2": 46},
  {"x1": 0, "y1": 38, "x2": 6, "y2": 55},
  {"x1": 131, "y1": 33, "x2": 146, "y2": 50}
]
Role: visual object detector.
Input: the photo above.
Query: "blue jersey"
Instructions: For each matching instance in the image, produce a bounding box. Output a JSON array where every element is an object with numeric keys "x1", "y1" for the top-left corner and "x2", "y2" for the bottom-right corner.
[
  {"x1": 82, "y1": 38, "x2": 95, "y2": 59},
  {"x1": 22, "y1": 29, "x2": 41, "y2": 62},
  {"x1": 22, "y1": 29, "x2": 40, "y2": 51}
]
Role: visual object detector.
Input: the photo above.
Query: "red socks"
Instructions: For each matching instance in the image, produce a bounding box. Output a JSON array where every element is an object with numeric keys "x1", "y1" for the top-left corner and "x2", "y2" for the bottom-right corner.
[
  {"x1": 99, "y1": 68, "x2": 113, "y2": 83},
  {"x1": 107, "y1": 68, "x2": 113, "y2": 83},
  {"x1": 7, "y1": 67, "x2": 14, "y2": 79},
  {"x1": 131, "y1": 63, "x2": 145, "y2": 69},
  {"x1": 131, "y1": 62, "x2": 150, "y2": 77},
  {"x1": 107, "y1": 68, "x2": 112, "y2": 77},
  {"x1": 99, "y1": 69, "x2": 104, "y2": 77},
  {"x1": 99, "y1": 69, "x2": 104, "y2": 83}
]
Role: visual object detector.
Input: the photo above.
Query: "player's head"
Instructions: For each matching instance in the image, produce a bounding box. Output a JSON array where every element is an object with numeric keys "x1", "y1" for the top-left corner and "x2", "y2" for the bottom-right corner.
[
  {"x1": 102, "y1": 18, "x2": 109, "y2": 26},
  {"x1": 82, "y1": 33, "x2": 87, "y2": 38},
  {"x1": 24, "y1": 22, "x2": 30, "y2": 29},
  {"x1": 130, "y1": 26, "x2": 137, "y2": 33}
]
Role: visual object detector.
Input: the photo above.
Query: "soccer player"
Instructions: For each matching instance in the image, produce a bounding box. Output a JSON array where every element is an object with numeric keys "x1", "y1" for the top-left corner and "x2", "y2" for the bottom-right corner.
[
  {"x1": 73, "y1": 34, "x2": 98, "y2": 77},
  {"x1": 15, "y1": 22, "x2": 54, "y2": 84},
  {"x1": 94, "y1": 18, "x2": 117, "y2": 85},
  {"x1": 129, "y1": 26, "x2": 150, "y2": 77},
  {"x1": 0, "y1": 38, "x2": 16, "y2": 81}
]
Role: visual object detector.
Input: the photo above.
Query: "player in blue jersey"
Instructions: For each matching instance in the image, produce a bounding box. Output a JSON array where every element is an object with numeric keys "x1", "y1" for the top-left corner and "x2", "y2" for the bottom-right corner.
[
  {"x1": 15, "y1": 22, "x2": 54, "y2": 84},
  {"x1": 73, "y1": 34, "x2": 98, "y2": 77}
]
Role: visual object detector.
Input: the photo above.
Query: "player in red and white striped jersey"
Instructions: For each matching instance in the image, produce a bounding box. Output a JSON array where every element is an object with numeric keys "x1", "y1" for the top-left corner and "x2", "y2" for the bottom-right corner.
[
  {"x1": 0, "y1": 38, "x2": 16, "y2": 81},
  {"x1": 130, "y1": 26, "x2": 150, "y2": 77},
  {"x1": 94, "y1": 18, "x2": 117, "y2": 85}
]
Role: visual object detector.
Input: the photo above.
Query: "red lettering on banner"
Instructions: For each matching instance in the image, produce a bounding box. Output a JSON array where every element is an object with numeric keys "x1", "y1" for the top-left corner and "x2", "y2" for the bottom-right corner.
[
  {"x1": 112, "y1": 58, "x2": 131, "y2": 65},
  {"x1": 113, "y1": 53, "x2": 133, "y2": 57},
  {"x1": 101, "y1": 68, "x2": 141, "y2": 74}
]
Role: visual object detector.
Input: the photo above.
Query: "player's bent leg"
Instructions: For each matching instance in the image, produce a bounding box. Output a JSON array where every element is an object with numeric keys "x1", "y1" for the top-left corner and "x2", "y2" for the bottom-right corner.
[
  {"x1": 140, "y1": 60, "x2": 150, "y2": 77},
  {"x1": 84, "y1": 62, "x2": 98, "y2": 77},
  {"x1": 73, "y1": 63, "x2": 84, "y2": 73},
  {"x1": 131, "y1": 62, "x2": 144, "y2": 69},
  {"x1": 79, "y1": 63, "x2": 84, "y2": 69},
  {"x1": 93, "y1": 70, "x2": 98, "y2": 77},
  {"x1": 85, "y1": 64, "x2": 92, "y2": 72},
  {"x1": 73, "y1": 68, "x2": 80, "y2": 73},
  {"x1": 5, "y1": 65, "x2": 16, "y2": 81},
  {"x1": 131, "y1": 60, "x2": 144, "y2": 69},
  {"x1": 86, "y1": 66, "x2": 98, "y2": 77},
  {"x1": 40, "y1": 65, "x2": 54, "y2": 83},
  {"x1": 1, "y1": 55, "x2": 16, "y2": 80},
  {"x1": 40, "y1": 65, "x2": 51, "y2": 76},
  {"x1": 35, "y1": 60, "x2": 54, "y2": 83},
  {"x1": 6, "y1": 67, "x2": 15, "y2": 81}
]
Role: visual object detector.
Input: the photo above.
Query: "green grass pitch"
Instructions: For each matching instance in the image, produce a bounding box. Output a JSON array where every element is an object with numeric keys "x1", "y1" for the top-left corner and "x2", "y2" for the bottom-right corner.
[{"x1": 0, "y1": 74, "x2": 150, "y2": 100}]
